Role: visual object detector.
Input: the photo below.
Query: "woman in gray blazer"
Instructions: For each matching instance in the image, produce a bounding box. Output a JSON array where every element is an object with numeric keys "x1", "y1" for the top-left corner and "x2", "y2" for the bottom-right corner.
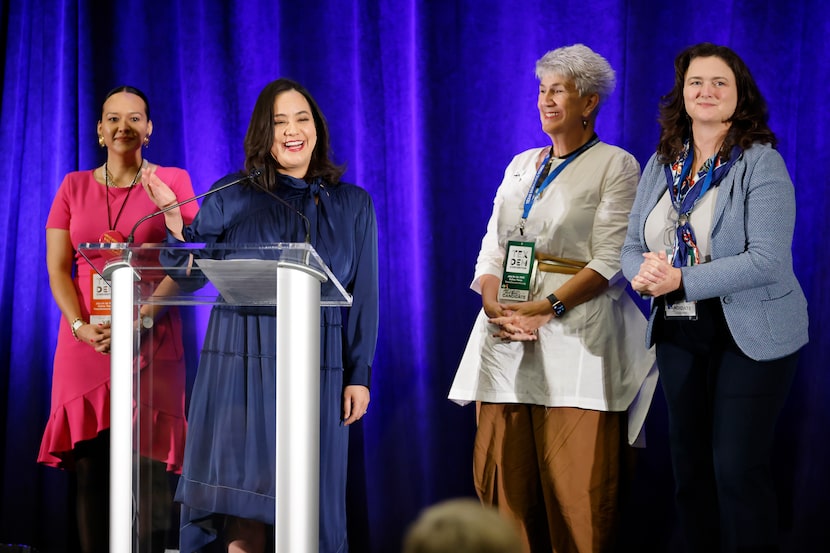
[{"x1": 621, "y1": 43, "x2": 808, "y2": 553}]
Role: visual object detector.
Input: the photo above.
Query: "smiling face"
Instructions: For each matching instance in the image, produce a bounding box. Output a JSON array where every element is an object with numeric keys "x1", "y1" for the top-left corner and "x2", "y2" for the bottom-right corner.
[
  {"x1": 537, "y1": 73, "x2": 595, "y2": 141},
  {"x1": 683, "y1": 56, "x2": 738, "y2": 130},
  {"x1": 97, "y1": 91, "x2": 152, "y2": 154},
  {"x1": 270, "y1": 89, "x2": 318, "y2": 178}
]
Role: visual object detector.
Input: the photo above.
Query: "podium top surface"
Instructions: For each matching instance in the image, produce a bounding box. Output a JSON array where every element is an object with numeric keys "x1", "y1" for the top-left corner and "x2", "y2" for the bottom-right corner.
[{"x1": 78, "y1": 242, "x2": 352, "y2": 307}]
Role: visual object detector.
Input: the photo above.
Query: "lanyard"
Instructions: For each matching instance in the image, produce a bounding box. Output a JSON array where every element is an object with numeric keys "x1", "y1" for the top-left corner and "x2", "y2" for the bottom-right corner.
[
  {"x1": 520, "y1": 135, "x2": 599, "y2": 234},
  {"x1": 665, "y1": 151, "x2": 715, "y2": 268},
  {"x1": 105, "y1": 160, "x2": 143, "y2": 231},
  {"x1": 106, "y1": 184, "x2": 136, "y2": 231},
  {"x1": 668, "y1": 152, "x2": 715, "y2": 222}
]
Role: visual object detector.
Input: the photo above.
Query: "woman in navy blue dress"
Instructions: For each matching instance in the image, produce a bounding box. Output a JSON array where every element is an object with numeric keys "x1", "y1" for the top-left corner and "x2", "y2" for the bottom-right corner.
[{"x1": 143, "y1": 78, "x2": 378, "y2": 553}]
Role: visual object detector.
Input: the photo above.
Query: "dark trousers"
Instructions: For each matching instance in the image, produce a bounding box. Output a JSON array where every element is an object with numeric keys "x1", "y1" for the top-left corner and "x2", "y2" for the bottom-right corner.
[{"x1": 654, "y1": 299, "x2": 798, "y2": 553}]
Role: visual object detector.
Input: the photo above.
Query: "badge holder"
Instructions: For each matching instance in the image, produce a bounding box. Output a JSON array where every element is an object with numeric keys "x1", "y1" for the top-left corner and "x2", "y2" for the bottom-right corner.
[
  {"x1": 664, "y1": 298, "x2": 698, "y2": 320},
  {"x1": 662, "y1": 248, "x2": 697, "y2": 320},
  {"x1": 498, "y1": 238, "x2": 536, "y2": 303}
]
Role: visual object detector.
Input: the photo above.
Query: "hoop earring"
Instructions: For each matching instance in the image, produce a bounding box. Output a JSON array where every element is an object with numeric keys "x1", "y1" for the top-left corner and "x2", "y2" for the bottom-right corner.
[{"x1": 98, "y1": 135, "x2": 105, "y2": 148}]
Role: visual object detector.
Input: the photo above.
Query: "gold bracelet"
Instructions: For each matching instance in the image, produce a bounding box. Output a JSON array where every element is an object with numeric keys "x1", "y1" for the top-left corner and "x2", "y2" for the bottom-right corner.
[{"x1": 70, "y1": 317, "x2": 86, "y2": 341}]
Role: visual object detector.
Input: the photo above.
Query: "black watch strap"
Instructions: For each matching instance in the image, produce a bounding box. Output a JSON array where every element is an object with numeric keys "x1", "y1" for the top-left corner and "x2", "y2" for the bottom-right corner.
[{"x1": 546, "y1": 293, "x2": 566, "y2": 317}]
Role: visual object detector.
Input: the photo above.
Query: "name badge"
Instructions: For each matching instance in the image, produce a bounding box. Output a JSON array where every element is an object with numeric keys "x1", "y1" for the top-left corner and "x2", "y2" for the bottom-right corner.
[
  {"x1": 89, "y1": 273, "x2": 112, "y2": 326},
  {"x1": 665, "y1": 298, "x2": 697, "y2": 320},
  {"x1": 498, "y1": 239, "x2": 536, "y2": 302}
]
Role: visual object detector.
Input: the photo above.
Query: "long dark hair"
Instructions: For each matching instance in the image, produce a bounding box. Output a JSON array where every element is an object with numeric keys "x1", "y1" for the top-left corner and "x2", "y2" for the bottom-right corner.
[
  {"x1": 243, "y1": 78, "x2": 345, "y2": 188},
  {"x1": 101, "y1": 85, "x2": 151, "y2": 119},
  {"x1": 656, "y1": 43, "x2": 776, "y2": 163}
]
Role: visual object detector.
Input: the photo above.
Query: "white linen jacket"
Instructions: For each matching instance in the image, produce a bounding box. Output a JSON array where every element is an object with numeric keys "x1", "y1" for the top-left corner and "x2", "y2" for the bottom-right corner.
[{"x1": 450, "y1": 142, "x2": 658, "y2": 443}]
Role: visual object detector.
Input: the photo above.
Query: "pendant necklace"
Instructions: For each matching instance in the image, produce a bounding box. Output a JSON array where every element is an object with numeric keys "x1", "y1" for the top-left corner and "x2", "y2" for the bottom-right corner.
[{"x1": 100, "y1": 159, "x2": 145, "y2": 243}]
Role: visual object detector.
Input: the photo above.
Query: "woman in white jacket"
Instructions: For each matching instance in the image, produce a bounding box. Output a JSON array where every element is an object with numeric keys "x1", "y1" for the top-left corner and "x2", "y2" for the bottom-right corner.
[{"x1": 449, "y1": 44, "x2": 656, "y2": 553}]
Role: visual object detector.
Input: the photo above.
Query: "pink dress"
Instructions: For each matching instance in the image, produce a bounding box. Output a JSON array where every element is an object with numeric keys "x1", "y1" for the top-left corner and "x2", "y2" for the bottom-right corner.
[{"x1": 38, "y1": 166, "x2": 199, "y2": 472}]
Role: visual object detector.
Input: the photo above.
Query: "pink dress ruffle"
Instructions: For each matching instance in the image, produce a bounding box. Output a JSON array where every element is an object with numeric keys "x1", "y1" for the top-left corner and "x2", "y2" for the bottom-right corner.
[{"x1": 38, "y1": 310, "x2": 187, "y2": 473}]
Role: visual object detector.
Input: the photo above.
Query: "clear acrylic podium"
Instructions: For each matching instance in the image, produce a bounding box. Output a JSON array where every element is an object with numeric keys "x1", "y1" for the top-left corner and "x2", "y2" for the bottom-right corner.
[{"x1": 79, "y1": 242, "x2": 352, "y2": 553}]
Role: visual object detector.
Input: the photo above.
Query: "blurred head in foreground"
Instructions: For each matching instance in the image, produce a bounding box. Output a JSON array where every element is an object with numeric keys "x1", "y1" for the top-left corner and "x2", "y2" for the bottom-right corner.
[{"x1": 402, "y1": 498, "x2": 522, "y2": 553}]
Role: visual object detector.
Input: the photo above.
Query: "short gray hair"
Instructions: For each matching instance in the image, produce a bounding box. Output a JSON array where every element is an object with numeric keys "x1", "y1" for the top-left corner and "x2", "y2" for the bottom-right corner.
[{"x1": 535, "y1": 44, "x2": 616, "y2": 105}]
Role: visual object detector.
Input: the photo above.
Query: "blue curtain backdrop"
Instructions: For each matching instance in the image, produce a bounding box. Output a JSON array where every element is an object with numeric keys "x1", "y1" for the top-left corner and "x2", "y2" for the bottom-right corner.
[{"x1": 1, "y1": 0, "x2": 828, "y2": 551}]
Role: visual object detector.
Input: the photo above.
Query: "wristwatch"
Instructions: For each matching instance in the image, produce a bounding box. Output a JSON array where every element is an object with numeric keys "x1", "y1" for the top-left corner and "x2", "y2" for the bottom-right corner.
[
  {"x1": 71, "y1": 317, "x2": 85, "y2": 340},
  {"x1": 546, "y1": 293, "x2": 566, "y2": 318}
]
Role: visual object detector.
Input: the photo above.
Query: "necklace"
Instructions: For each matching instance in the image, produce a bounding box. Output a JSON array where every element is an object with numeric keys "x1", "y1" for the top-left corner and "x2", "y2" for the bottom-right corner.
[
  {"x1": 104, "y1": 159, "x2": 144, "y2": 188},
  {"x1": 102, "y1": 159, "x2": 145, "y2": 241}
]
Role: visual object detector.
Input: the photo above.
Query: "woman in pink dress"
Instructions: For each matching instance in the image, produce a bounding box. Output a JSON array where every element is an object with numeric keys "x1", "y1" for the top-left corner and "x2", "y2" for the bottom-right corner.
[{"x1": 38, "y1": 86, "x2": 198, "y2": 553}]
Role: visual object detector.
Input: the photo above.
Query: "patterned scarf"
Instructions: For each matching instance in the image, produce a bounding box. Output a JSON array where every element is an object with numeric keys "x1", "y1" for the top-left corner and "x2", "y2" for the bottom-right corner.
[{"x1": 663, "y1": 141, "x2": 741, "y2": 267}]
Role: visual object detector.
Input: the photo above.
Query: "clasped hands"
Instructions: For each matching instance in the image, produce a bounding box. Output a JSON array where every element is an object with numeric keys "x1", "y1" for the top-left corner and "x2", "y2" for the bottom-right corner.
[
  {"x1": 630, "y1": 250, "x2": 683, "y2": 297},
  {"x1": 485, "y1": 299, "x2": 554, "y2": 342},
  {"x1": 75, "y1": 321, "x2": 111, "y2": 354},
  {"x1": 77, "y1": 317, "x2": 155, "y2": 355}
]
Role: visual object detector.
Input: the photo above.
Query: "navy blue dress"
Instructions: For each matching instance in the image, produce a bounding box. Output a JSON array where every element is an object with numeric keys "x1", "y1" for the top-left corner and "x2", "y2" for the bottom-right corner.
[{"x1": 169, "y1": 172, "x2": 378, "y2": 553}]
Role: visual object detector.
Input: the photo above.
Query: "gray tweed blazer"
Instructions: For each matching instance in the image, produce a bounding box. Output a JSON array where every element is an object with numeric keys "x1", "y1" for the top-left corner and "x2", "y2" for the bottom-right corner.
[{"x1": 621, "y1": 143, "x2": 808, "y2": 361}]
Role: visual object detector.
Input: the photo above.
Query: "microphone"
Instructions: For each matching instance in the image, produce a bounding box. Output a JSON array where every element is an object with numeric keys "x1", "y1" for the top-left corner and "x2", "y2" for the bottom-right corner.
[
  {"x1": 246, "y1": 171, "x2": 315, "y2": 267},
  {"x1": 103, "y1": 168, "x2": 262, "y2": 280},
  {"x1": 247, "y1": 171, "x2": 312, "y2": 245},
  {"x1": 126, "y1": 168, "x2": 263, "y2": 244}
]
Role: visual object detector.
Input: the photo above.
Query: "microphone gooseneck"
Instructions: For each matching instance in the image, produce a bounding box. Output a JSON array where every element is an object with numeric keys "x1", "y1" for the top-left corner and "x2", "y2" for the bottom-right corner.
[
  {"x1": 126, "y1": 168, "x2": 263, "y2": 243},
  {"x1": 247, "y1": 173, "x2": 312, "y2": 245}
]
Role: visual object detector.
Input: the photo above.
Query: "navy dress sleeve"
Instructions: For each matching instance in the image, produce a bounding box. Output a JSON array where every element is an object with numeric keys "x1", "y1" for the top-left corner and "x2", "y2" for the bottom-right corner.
[{"x1": 340, "y1": 190, "x2": 379, "y2": 387}]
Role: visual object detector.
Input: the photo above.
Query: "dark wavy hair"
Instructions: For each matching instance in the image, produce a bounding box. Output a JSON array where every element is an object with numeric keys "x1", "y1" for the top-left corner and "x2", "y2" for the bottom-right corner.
[
  {"x1": 243, "y1": 78, "x2": 345, "y2": 188},
  {"x1": 101, "y1": 85, "x2": 151, "y2": 120},
  {"x1": 656, "y1": 43, "x2": 776, "y2": 163}
]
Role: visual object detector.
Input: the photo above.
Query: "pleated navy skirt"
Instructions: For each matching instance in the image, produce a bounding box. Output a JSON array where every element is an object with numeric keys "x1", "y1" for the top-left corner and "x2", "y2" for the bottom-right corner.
[{"x1": 176, "y1": 305, "x2": 349, "y2": 553}]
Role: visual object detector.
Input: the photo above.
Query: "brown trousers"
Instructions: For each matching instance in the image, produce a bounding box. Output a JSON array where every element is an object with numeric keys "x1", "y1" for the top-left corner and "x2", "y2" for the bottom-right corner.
[{"x1": 474, "y1": 404, "x2": 622, "y2": 553}]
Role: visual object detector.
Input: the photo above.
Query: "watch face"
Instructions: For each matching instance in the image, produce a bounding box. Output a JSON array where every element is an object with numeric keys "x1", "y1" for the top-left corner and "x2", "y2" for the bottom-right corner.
[{"x1": 552, "y1": 302, "x2": 566, "y2": 317}]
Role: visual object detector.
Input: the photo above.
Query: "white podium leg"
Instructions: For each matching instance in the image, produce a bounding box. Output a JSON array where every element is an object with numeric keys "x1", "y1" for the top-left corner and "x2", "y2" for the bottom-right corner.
[
  {"x1": 110, "y1": 265, "x2": 135, "y2": 552},
  {"x1": 275, "y1": 265, "x2": 321, "y2": 553}
]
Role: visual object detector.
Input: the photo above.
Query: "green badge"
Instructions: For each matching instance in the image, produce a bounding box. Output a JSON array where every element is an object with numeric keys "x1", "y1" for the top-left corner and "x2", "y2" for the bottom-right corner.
[{"x1": 498, "y1": 239, "x2": 536, "y2": 302}]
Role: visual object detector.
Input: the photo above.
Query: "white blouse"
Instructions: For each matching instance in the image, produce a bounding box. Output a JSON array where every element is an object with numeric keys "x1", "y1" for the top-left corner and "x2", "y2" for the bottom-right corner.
[
  {"x1": 644, "y1": 185, "x2": 719, "y2": 263},
  {"x1": 449, "y1": 142, "x2": 658, "y2": 443}
]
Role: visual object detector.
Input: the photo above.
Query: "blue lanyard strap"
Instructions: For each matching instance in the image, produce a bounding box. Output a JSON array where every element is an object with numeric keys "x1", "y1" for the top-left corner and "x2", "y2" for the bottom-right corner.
[{"x1": 520, "y1": 135, "x2": 600, "y2": 231}]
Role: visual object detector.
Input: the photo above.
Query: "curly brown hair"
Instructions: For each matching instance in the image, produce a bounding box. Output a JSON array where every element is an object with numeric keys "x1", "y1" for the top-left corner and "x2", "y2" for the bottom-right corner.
[
  {"x1": 656, "y1": 43, "x2": 776, "y2": 163},
  {"x1": 243, "y1": 78, "x2": 345, "y2": 189}
]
